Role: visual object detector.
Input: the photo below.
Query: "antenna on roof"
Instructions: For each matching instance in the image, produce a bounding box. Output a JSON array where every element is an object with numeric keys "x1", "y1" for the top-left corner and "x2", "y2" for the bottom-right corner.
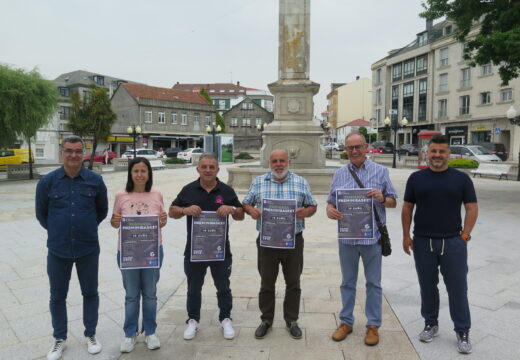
[{"x1": 230, "y1": 71, "x2": 233, "y2": 83}]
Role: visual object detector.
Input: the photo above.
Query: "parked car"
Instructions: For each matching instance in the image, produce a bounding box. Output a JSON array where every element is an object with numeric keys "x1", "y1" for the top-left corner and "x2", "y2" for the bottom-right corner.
[
  {"x1": 397, "y1": 144, "x2": 419, "y2": 156},
  {"x1": 371, "y1": 141, "x2": 394, "y2": 154},
  {"x1": 323, "y1": 142, "x2": 341, "y2": 151},
  {"x1": 474, "y1": 142, "x2": 508, "y2": 161},
  {"x1": 164, "y1": 147, "x2": 183, "y2": 158},
  {"x1": 0, "y1": 150, "x2": 22, "y2": 170},
  {"x1": 83, "y1": 150, "x2": 117, "y2": 165},
  {"x1": 121, "y1": 148, "x2": 159, "y2": 159},
  {"x1": 450, "y1": 145, "x2": 501, "y2": 162},
  {"x1": 177, "y1": 148, "x2": 203, "y2": 162},
  {"x1": 367, "y1": 144, "x2": 382, "y2": 154}
]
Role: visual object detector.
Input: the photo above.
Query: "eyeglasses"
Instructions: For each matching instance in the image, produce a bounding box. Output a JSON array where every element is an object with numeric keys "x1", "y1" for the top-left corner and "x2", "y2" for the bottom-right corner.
[
  {"x1": 345, "y1": 145, "x2": 364, "y2": 151},
  {"x1": 63, "y1": 148, "x2": 84, "y2": 155}
]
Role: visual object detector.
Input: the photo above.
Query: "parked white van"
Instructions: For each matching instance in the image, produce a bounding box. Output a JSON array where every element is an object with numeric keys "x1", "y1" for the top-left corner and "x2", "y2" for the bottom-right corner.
[{"x1": 449, "y1": 145, "x2": 501, "y2": 162}]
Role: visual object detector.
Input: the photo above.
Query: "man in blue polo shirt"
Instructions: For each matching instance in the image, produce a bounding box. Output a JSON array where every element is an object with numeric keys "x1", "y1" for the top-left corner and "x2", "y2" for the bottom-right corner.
[
  {"x1": 243, "y1": 149, "x2": 317, "y2": 340},
  {"x1": 402, "y1": 135, "x2": 478, "y2": 354},
  {"x1": 36, "y1": 135, "x2": 108, "y2": 360}
]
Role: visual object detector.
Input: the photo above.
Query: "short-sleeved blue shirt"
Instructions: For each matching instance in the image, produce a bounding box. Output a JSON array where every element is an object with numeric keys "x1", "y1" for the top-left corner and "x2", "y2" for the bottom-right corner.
[{"x1": 404, "y1": 167, "x2": 477, "y2": 238}]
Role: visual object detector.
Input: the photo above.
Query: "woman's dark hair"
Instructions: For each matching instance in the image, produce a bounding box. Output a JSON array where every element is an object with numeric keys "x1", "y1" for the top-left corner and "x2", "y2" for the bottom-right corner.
[{"x1": 126, "y1": 157, "x2": 153, "y2": 192}]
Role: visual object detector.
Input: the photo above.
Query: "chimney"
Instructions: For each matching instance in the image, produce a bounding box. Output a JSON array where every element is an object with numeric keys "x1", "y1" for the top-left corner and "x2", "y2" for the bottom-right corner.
[
  {"x1": 426, "y1": 19, "x2": 433, "y2": 32},
  {"x1": 356, "y1": 76, "x2": 360, "y2": 81},
  {"x1": 236, "y1": 81, "x2": 240, "y2": 86}
]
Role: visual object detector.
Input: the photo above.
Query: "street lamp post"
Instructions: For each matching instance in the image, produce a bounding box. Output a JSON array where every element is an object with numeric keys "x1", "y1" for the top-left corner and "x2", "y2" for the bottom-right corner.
[
  {"x1": 206, "y1": 122, "x2": 222, "y2": 160},
  {"x1": 506, "y1": 105, "x2": 520, "y2": 181},
  {"x1": 127, "y1": 125, "x2": 141, "y2": 159},
  {"x1": 384, "y1": 115, "x2": 408, "y2": 168}
]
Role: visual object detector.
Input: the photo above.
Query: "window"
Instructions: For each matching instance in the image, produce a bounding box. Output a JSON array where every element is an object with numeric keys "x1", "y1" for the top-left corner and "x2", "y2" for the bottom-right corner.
[
  {"x1": 144, "y1": 111, "x2": 152, "y2": 123},
  {"x1": 391, "y1": 85, "x2": 399, "y2": 115},
  {"x1": 218, "y1": 100, "x2": 226, "y2": 110},
  {"x1": 439, "y1": 73, "x2": 448, "y2": 92},
  {"x1": 83, "y1": 90, "x2": 91, "y2": 101},
  {"x1": 35, "y1": 148, "x2": 44, "y2": 157},
  {"x1": 242, "y1": 118, "x2": 250, "y2": 127},
  {"x1": 500, "y1": 88, "x2": 513, "y2": 102},
  {"x1": 255, "y1": 118, "x2": 262, "y2": 127},
  {"x1": 193, "y1": 113, "x2": 200, "y2": 130},
  {"x1": 93, "y1": 75, "x2": 104, "y2": 86},
  {"x1": 181, "y1": 113, "x2": 188, "y2": 125},
  {"x1": 392, "y1": 63, "x2": 402, "y2": 81},
  {"x1": 416, "y1": 55, "x2": 428, "y2": 75},
  {"x1": 231, "y1": 118, "x2": 238, "y2": 127},
  {"x1": 209, "y1": 89, "x2": 215, "y2": 93},
  {"x1": 205, "y1": 114, "x2": 211, "y2": 126},
  {"x1": 60, "y1": 106, "x2": 70, "y2": 119},
  {"x1": 59, "y1": 87, "x2": 69, "y2": 97},
  {"x1": 461, "y1": 43, "x2": 470, "y2": 60},
  {"x1": 481, "y1": 63, "x2": 492, "y2": 76},
  {"x1": 418, "y1": 32, "x2": 428, "y2": 46},
  {"x1": 158, "y1": 112, "x2": 165, "y2": 124},
  {"x1": 460, "y1": 68, "x2": 471, "y2": 89},
  {"x1": 418, "y1": 79, "x2": 427, "y2": 121},
  {"x1": 375, "y1": 89, "x2": 382, "y2": 105},
  {"x1": 438, "y1": 99, "x2": 447, "y2": 118},
  {"x1": 480, "y1": 92, "x2": 491, "y2": 105},
  {"x1": 439, "y1": 47, "x2": 449, "y2": 67},
  {"x1": 459, "y1": 95, "x2": 470, "y2": 115},
  {"x1": 376, "y1": 68, "x2": 382, "y2": 83},
  {"x1": 172, "y1": 113, "x2": 177, "y2": 124},
  {"x1": 242, "y1": 102, "x2": 253, "y2": 110},
  {"x1": 403, "y1": 59, "x2": 415, "y2": 78},
  {"x1": 403, "y1": 82, "x2": 414, "y2": 121},
  {"x1": 444, "y1": 25, "x2": 452, "y2": 35}
]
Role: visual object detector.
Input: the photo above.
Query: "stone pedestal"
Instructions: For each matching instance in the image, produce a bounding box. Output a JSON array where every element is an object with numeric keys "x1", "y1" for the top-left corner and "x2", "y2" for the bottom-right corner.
[{"x1": 260, "y1": 80, "x2": 325, "y2": 169}]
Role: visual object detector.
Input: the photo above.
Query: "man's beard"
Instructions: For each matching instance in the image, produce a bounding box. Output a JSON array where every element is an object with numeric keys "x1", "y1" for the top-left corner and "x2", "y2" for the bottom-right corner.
[
  {"x1": 271, "y1": 168, "x2": 289, "y2": 180},
  {"x1": 429, "y1": 158, "x2": 446, "y2": 169}
]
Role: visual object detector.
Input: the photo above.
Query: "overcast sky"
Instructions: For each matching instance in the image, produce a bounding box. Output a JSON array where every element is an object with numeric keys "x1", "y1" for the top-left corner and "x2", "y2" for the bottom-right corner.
[{"x1": 1, "y1": 0, "x2": 428, "y2": 115}]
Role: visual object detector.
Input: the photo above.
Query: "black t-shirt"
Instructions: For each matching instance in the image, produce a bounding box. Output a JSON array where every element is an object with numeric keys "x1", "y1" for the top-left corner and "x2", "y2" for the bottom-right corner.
[
  {"x1": 404, "y1": 168, "x2": 477, "y2": 238},
  {"x1": 171, "y1": 178, "x2": 242, "y2": 258}
]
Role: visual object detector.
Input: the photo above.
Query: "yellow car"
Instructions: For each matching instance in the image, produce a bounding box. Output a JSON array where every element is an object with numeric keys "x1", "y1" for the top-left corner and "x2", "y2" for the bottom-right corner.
[
  {"x1": 0, "y1": 150, "x2": 23, "y2": 170},
  {"x1": 11, "y1": 148, "x2": 33, "y2": 163}
]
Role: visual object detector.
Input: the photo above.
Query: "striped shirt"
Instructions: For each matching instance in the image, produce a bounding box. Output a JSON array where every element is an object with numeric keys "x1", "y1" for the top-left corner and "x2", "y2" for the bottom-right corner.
[
  {"x1": 243, "y1": 171, "x2": 317, "y2": 233},
  {"x1": 327, "y1": 160, "x2": 397, "y2": 245}
]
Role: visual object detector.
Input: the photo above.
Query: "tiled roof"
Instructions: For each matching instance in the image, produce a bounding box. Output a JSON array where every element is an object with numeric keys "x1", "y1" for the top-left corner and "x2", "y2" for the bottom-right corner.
[
  {"x1": 172, "y1": 83, "x2": 248, "y2": 93},
  {"x1": 345, "y1": 119, "x2": 372, "y2": 127},
  {"x1": 123, "y1": 83, "x2": 210, "y2": 105}
]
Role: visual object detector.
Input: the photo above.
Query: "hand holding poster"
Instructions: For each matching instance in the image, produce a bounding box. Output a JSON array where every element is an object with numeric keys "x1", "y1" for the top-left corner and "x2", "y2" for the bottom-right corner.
[
  {"x1": 120, "y1": 215, "x2": 160, "y2": 269},
  {"x1": 260, "y1": 198, "x2": 297, "y2": 249},
  {"x1": 191, "y1": 211, "x2": 227, "y2": 262},
  {"x1": 336, "y1": 189, "x2": 374, "y2": 241}
]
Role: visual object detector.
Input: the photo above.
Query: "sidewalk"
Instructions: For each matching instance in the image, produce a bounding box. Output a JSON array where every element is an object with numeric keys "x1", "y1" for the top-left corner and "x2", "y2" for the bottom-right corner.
[{"x1": 0, "y1": 162, "x2": 518, "y2": 359}]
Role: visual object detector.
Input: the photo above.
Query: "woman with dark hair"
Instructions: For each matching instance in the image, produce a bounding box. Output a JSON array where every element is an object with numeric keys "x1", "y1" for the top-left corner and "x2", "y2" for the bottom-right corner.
[{"x1": 110, "y1": 157, "x2": 167, "y2": 353}]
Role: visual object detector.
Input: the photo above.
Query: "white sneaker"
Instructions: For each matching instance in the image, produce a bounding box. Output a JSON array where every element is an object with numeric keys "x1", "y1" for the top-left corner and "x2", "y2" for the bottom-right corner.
[
  {"x1": 183, "y1": 319, "x2": 199, "y2": 340},
  {"x1": 145, "y1": 334, "x2": 161, "y2": 350},
  {"x1": 221, "y1": 318, "x2": 235, "y2": 340},
  {"x1": 47, "y1": 339, "x2": 66, "y2": 360},
  {"x1": 120, "y1": 336, "x2": 136, "y2": 353},
  {"x1": 86, "y1": 335, "x2": 102, "y2": 354}
]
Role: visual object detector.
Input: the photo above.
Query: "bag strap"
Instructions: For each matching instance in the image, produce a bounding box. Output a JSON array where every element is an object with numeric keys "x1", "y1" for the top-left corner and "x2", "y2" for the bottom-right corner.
[{"x1": 347, "y1": 166, "x2": 384, "y2": 228}]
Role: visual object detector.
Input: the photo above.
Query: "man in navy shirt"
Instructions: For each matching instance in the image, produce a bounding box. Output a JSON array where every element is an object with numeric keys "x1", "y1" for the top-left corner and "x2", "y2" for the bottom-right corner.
[
  {"x1": 169, "y1": 153, "x2": 244, "y2": 341},
  {"x1": 36, "y1": 136, "x2": 108, "y2": 360},
  {"x1": 402, "y1": 135, "x2": 478, "y2": 354}
]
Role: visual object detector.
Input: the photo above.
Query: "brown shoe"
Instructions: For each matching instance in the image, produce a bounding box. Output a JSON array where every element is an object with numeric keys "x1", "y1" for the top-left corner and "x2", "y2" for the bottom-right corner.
[
  {"x1": 331, "y1": 323, "x2": 353, "y2": 342},
  {"x1": 364, "y1": 325, "x2": 379, "y2": 346}
]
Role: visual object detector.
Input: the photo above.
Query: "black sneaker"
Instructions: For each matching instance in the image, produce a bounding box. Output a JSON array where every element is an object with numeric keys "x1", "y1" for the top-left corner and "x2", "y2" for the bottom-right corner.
[
  {"x1": 254, "y1": 321, "x2": 271, "y2": 339},
  {"x1": 287, "y1": 321, "x2": 302, "y2": 339}
]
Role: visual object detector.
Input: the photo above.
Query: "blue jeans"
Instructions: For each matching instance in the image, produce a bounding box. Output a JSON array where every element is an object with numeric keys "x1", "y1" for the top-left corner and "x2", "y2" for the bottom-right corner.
[
  {"x1": 117, "y1": 246, "x2": 163, "y2": 337},
  {"x1": 413, "y1": 236, "x2": 470, "y2": 332},
  {"x1": 184, "y1": 256, "x2": 232, "y2": 322},
  {"x1": 47, "y1": 249, "x2": 100, "y2": 340},
  {"x1": 338, "y1": 242, "x2": 382, "y2": 327}
]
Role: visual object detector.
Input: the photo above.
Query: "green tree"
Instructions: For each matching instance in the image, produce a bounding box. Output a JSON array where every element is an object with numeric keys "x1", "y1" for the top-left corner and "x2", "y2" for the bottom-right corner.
[
  {"x1": 68, "y1": 85, "x2": 117, "y2": 169},
  {"x1": 0, "y1": 65, "x2": 58, "y2": 178},
  {"x1": 200, "y1": 88, "x2": 226, "y2": 132},
  {"x1": 421, "y1": 0, "x2": 520, "y2": 84}
]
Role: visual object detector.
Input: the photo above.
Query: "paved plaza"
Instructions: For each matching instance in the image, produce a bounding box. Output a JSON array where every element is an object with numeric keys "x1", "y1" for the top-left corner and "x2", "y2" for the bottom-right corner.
[{"x1": 0, "y1": 161, "x2": 519, "y2": 359}]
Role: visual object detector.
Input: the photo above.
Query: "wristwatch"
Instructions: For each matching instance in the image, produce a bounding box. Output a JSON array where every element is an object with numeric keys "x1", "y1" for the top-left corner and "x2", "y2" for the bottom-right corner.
[
  {"x1": 461, "y1": 232, "x2": 471, "y2": 241},
  {"x1": 231, "y1": 206, "x2": 237, "y2": 214}
]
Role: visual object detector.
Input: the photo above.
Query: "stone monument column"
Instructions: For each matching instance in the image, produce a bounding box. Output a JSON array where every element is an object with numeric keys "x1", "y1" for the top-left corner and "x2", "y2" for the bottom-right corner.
[{"x1": 261, "y1": 0, "x2": 325, "y2": 169}]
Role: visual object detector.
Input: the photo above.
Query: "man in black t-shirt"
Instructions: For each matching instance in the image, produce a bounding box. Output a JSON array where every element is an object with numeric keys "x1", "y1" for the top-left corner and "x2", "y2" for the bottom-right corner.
[
  {"x1": 169, "y1": 153, "x2": 244, "y2": 341},
  {"x1": 402, "y1": 135, "x2": 478, "y2": 354}
]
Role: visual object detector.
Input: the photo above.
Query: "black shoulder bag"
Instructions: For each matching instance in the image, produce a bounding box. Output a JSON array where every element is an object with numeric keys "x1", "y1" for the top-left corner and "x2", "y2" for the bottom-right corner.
[{"x1": 348, "y1": 167, "x2": 392, "y2": 257}]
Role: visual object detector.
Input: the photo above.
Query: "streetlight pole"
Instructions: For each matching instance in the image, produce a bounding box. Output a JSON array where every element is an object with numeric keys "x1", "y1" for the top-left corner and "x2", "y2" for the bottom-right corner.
[
  {"x1": 127, "y1": 124, "x2": 141, "y2": 159},
  {"x1": 206, "y1": 122, "x2": 222, "y2": 160},
  {"x1": 384, "y1": 116, "x2": 408, "y2": 168},
  {"x1": 506, "y1": 105, "x2": 520, "y2": 181}
]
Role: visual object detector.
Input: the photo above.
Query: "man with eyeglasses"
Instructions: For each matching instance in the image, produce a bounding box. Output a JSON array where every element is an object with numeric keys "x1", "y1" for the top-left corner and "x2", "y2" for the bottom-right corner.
[
  {"x1": 36, "y1": 135, "x2": 108, "y2": 360},
  {"x1": 326, "y1": 131, "x2": 397, "y2": 346}
]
